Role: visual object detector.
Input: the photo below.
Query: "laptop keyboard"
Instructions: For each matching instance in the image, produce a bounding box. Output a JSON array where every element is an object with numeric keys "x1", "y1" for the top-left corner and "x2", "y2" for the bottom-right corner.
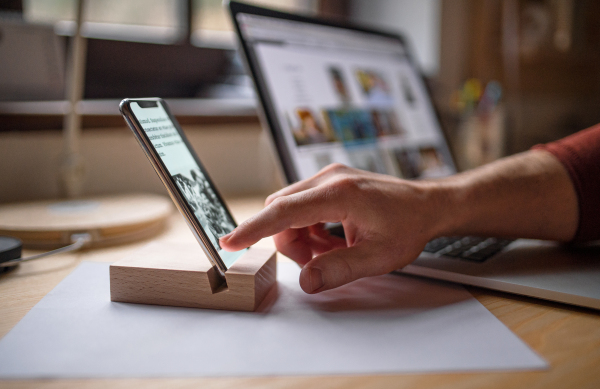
[{"x1": 423, "y1": 236, "x2": 514, "y2": 262}]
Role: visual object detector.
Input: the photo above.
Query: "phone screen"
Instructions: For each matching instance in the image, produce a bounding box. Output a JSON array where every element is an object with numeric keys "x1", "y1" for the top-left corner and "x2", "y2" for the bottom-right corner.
[{"x1": 130, "y1": 101, "x2": 246, "y2": 268}]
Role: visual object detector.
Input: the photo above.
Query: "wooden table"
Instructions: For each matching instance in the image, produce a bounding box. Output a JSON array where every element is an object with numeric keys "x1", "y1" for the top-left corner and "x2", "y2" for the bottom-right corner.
[{"x1": 1, "y1": 197, "x2": 599, "y2": 389}]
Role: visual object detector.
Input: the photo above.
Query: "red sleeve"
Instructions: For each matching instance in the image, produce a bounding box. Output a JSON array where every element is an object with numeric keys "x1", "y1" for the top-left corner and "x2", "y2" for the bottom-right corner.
[{"x1": 532, "y1": 124, "x2": 600, "y2": 243}]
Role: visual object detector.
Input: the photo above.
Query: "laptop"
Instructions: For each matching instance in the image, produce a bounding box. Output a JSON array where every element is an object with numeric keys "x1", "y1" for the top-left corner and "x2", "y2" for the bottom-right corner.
[{"x1": 228, "y1": 1, "x2": 600, "y2": 310}]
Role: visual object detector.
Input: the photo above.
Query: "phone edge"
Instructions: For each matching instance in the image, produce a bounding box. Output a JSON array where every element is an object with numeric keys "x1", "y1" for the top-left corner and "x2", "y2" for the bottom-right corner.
[{"x1": 119, "y1": 98, "x2": 229, "y2": 277}]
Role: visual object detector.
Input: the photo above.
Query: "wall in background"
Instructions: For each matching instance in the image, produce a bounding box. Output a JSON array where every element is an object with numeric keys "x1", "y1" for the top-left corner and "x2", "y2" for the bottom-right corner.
[
  {"x1": 350, "y1": 0, "x2": 441, "y2": 76},
  {"x1": 0, "y1": 124, "x2": 283, "y2": 204},
  {"x1": 436, "y1": 0, "x2": 600, "y2": 155}
]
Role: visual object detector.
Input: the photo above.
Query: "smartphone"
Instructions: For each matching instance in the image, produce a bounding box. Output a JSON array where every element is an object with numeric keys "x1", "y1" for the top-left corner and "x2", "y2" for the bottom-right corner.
[{"x1": 119, "y1": 98, "x2": 247, "y2": 277}]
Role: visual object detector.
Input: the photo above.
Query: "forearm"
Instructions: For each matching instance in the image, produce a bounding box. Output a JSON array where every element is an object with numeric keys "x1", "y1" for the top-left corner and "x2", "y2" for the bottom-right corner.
[{"x1": 434, "y1": 150, "x2": 579, "y2": 241}]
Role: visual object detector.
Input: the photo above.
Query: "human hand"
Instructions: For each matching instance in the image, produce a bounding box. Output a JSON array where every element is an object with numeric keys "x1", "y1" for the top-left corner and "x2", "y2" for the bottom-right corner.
[{"x1": 220, "y1": 164, "x2": 449, "y2": 294}]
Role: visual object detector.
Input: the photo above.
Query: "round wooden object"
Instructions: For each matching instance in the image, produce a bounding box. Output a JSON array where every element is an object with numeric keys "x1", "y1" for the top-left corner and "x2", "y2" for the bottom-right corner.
[{"x1": 0, "y1": 194, "x2": 173, "y2": 249}]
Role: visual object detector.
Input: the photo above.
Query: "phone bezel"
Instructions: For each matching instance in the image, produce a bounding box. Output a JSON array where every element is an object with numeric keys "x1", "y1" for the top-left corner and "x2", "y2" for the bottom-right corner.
[{"x1": 119, "y1": 97, "x2": 238, "y2": 276}]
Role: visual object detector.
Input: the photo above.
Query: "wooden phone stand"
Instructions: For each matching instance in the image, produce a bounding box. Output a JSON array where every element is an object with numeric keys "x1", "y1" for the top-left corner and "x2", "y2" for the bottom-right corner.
[{"x1": 110, "y1": 242, "x2": 277, "y2": 312}]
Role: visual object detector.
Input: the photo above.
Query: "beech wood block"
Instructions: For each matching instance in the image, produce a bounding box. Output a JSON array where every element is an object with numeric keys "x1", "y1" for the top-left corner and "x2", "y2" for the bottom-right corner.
[{"x1": 110, "y1": 242, "x2": 277, "y2": 312}]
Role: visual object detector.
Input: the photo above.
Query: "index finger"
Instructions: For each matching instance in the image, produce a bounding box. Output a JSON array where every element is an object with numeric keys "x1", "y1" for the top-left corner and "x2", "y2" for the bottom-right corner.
[
  {"x1": 220, "y1": 187, "x2": 346, "y2": 251},
  {"x1": 265, "y1": 163, "x2": 351, "y2": 206}
]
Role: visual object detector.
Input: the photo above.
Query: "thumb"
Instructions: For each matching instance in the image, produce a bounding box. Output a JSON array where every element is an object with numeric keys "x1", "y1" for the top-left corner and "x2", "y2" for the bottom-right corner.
[{"x1": 299, "y1": 242, "x2": 391, "y2": 294}]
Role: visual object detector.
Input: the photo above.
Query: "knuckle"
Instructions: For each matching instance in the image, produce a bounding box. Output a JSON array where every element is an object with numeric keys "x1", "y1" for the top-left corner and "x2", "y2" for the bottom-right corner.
[
  {"x1": 265, "y1": 194, "x2": 276, "y2": 206},
  {"x1": 332, "y1": 175, "x2": 362, "y2": 194},
  {"x1": 324, "y1": 256, "x2": 358, "y2": 289},
  {"x1": 270, "y1": 196, "x2": 290, "y2": 214},
  {"x1": 339, "y1": 258, "x2": 355, "y2": 283},
  {"x1": 320, "y1": 162, "x2": 347, "y2": 176}
]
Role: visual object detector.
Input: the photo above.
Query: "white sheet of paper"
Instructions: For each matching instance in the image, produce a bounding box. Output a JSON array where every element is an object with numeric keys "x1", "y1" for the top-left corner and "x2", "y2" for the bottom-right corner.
[{"x1": 0, "y1": 262, "x2": 546, "y2": 378}]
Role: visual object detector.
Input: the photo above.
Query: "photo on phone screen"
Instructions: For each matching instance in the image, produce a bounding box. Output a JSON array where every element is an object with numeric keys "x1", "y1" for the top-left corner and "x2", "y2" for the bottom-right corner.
[{"x1": 127, "y1": 100, "x2": 247, "y2": 269}]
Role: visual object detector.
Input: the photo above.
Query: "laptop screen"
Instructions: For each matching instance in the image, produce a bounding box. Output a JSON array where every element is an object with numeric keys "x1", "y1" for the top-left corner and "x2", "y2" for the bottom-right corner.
[{"x1": 233, "y1": 6, "x2": 456, "y2": 182}]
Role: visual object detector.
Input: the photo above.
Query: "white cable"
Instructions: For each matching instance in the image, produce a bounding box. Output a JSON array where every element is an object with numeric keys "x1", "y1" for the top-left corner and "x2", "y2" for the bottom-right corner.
[{"x1": 0, "y1": 233, "x2": 92, "y2": 268}]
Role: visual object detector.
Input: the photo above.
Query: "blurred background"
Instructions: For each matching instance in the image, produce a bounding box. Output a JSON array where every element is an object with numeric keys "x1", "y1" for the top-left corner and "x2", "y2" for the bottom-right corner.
[{"x1": 1, "y1": 0, "x2": 599, "y2": 203}]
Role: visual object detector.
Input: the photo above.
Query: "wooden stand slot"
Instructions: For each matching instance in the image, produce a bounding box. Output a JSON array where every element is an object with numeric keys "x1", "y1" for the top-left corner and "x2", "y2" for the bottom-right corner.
[{"x1": 110, "y1": 242, "x2": 277, "y2": 312}]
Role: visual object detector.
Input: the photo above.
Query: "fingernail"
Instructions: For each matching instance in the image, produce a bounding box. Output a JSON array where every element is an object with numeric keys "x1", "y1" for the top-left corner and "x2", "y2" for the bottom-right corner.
[
  {"x1": 301, "y1": 267, "x2": 324, "y2": 293},
  {"x1": 220, "y1": 231, "x2": 234, "y2": 243}
]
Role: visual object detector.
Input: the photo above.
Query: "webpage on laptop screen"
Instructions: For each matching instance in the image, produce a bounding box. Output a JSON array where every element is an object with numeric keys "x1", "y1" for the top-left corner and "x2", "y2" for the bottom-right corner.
[{"x1": 238, "y1": 13, "x2": 455, "y2": 181}]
